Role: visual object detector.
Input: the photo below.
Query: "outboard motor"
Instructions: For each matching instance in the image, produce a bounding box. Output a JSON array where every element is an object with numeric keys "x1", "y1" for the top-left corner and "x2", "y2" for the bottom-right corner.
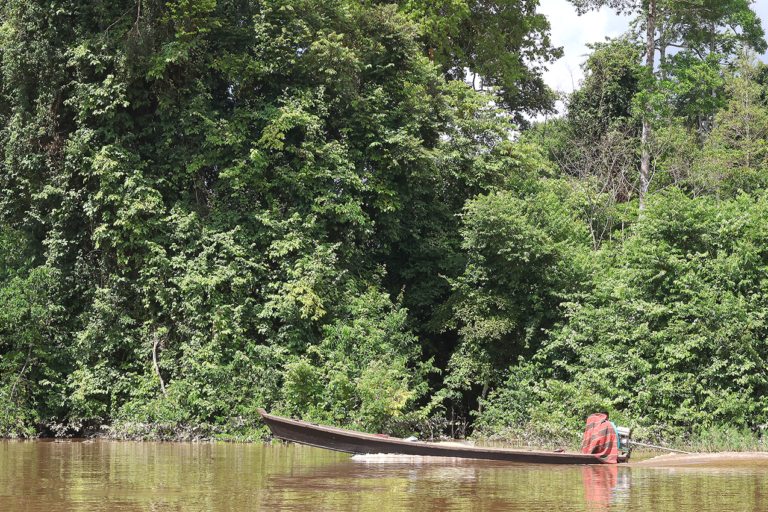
[{"x1": 616, "y1": 425, "x2": 633, "y2": 461}]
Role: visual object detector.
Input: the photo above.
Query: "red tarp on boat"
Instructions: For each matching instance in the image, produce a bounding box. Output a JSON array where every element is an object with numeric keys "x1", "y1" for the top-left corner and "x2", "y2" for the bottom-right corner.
[{"x1": 581, "y1": 413, "x2": 618, "y2": 464}]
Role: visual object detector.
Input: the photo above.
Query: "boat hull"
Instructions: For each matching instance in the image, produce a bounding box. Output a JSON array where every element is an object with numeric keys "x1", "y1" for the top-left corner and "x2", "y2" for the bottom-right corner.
[{"x1": 257, "y1": 409, "x2": 609, "y2": 465}]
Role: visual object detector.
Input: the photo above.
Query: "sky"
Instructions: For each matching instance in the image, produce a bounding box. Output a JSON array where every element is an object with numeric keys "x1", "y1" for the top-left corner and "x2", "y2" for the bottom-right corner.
[{"x1": 538, "y1": 0, "x2": 768, "y2": 106}]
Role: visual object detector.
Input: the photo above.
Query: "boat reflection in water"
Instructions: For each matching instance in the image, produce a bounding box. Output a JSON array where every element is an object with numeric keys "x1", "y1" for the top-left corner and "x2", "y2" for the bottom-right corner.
[{"x1": 349, "y1": 451, "x2": 636, "y2": 510}]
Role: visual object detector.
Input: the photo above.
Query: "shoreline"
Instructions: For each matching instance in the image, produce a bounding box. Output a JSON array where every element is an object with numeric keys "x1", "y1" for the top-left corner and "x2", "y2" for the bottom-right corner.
[{"x1": 4, "y1": 418, "x2": 768, "y2": 454}]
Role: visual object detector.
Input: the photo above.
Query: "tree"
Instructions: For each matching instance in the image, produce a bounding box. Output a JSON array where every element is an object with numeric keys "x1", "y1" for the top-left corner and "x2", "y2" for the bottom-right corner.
[
  {"x1": 0, "y1": 226, "x2": 63, "y2": 435},
  {"x1": 698, "y1": 53, "x2": 768, "y2": 194},
  {"x1": 401, "y1": 0, "x2": 564, "y2": 125},
  {"x1": 567, "y1": 39, "x2": 644, "y2": 137},
  {"x1": 438, "y1": 180, "x2": 592, "y2": 408},
  {"x1": 568, "y1": 0, "x2": 766, "y2": 208},
  {"x1": 527, "y1": 39, "x2": 643, "y2": 248}
]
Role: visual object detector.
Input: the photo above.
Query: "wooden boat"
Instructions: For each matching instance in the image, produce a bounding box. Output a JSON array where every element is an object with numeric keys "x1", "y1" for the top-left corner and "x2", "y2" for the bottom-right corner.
[{"x1": 258, "y1": 409, "x2": 623, "y2": 465}]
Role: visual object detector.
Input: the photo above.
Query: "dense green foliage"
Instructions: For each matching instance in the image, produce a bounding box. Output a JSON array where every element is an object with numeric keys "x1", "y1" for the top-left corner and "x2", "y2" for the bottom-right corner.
[
  {"x1": 476, "y1": 191, "x2": 768, "y2": 442},
  {"x1": 2, "y1": 0, "x2": 768, "y2": 446},
  {"x1": 0, "y1": 0, "x2": 541, "y2": 437}
]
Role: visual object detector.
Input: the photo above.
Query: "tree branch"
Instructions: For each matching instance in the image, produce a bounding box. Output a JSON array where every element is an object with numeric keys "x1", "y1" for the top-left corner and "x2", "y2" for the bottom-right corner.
[{"x1": 9, "y1": 344, "x2": 32, "y2": 403}]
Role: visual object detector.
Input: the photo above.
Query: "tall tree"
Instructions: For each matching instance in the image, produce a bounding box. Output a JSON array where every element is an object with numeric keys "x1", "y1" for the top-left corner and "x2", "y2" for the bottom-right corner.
[
  {"x1": 528, "y1": 39, "x2": 643, "y2": 248},
  {"x1": 568, "y1": 0, "x2": 766, "y2": 208}
]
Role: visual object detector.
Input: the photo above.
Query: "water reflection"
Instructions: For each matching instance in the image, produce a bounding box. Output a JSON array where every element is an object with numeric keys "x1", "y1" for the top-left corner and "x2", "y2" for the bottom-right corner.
[
  {"x1": 2, "y1": 440, "x2": 768, "y2": 511},
  {"x1": 582, "y1": 465, "x2": 617, "y2": 509}
]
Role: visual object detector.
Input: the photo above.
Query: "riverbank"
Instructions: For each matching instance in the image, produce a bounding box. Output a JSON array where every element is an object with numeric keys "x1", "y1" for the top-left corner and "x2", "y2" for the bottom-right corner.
[
  {"x1": 1, "y1": 418, "x2": 272, "y2": 443},
  {"x1": 5, "y1": 416, "x2": 768, "y2": 455}
]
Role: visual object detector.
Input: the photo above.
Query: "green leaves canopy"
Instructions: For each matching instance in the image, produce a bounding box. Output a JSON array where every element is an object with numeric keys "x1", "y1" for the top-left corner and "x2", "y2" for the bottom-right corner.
[{"x1": 0, "y1": 0, "x2": 521, "y2": 433}]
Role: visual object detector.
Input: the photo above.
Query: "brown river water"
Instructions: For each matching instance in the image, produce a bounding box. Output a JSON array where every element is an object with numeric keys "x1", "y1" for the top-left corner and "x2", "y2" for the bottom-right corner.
[{"x1": 2, "y1": 439, "x2": 768, "y2": 511}]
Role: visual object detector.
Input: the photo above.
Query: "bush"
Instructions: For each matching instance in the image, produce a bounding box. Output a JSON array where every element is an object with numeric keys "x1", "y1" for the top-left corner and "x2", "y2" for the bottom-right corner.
[{"x1": 280, "y1": 286, "x2": 435, "y2": 435}]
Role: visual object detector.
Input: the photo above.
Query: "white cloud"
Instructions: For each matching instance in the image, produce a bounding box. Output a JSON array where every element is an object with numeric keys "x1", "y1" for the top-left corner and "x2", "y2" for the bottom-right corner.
[
  {"x1": 754, "y1": 2, "x2": 768, "y2": 58},
  {"x1": 539, "y1": 0, "x2": 631, "y2": 98}
]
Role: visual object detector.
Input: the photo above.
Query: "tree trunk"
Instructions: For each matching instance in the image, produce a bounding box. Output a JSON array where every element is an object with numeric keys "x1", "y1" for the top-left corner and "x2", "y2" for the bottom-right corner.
[
  {"x1": 658, "y1": 18, "x2": 667, "y2": 81},
  {"x1": 153, "y1": 332, "x2": 167, "y2": 398},
  {"x1": 478, "y1": 379, "x2": 489, "y2": 413},
  {"x1": 639, "y1": 0, "x2": 658, "y2": 211}
]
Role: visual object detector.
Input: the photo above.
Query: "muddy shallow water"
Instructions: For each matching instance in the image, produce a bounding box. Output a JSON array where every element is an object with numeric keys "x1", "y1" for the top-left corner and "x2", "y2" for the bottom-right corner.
[{"x1": 2, "y1": 439, "x2": 767, "y2": 511}]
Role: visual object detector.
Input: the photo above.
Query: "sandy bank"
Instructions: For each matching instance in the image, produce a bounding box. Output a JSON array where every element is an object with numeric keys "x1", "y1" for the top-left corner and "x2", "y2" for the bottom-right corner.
[{"x1": 634, "y1": 451, "x2": 768, "y2": 469}]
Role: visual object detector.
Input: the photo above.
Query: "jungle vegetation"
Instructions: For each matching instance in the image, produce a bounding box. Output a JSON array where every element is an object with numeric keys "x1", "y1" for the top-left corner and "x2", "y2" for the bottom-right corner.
[{"x1": 1, "y1": 0, "x2": 768, "y2": 445}]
